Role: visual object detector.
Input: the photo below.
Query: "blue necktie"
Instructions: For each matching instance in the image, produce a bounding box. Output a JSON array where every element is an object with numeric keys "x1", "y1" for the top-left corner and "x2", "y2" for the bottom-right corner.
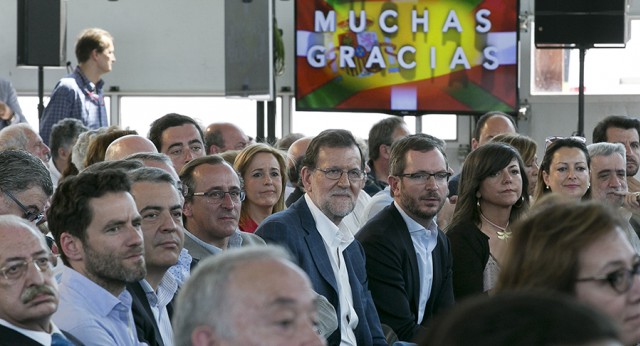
[{"x1": 51, "y1": 332, "x2": 74, "y2": 346}]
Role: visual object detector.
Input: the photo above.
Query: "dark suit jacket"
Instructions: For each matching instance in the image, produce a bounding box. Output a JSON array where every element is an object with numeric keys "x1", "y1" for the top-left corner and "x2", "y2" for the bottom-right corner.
[
  {"x1": 356, "y1": 203, "x2": 455, "y2": 341},
  {"x1": 126, "y1": 281, "x2": 174, "y2": 346},
  {"x1": 255, "y1": 198, "x2": 387, "y2": 346},
  {"x1": 0, "y1": 324, "x2": 83, "y2": 346}
]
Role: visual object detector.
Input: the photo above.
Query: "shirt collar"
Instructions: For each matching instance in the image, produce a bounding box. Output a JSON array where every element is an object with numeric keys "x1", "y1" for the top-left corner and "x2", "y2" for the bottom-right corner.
[
  {"x1": 305, "y1": 194, "x2": 354, "y2": 249},
  {"x1": 394, "y1": 201, "x2": 438, "y2": 234},
  {"x1": 185, "y1": 229, "x2": 243, "y2": 255},
  {"x1": 139, "y1": 272, "x2": 178, "y2": 308}
]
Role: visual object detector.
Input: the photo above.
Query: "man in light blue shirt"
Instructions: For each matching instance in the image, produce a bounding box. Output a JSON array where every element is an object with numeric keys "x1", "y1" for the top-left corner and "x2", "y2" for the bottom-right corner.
[
  {"x1": 357, "y1": 134, "x2": 455, "y2": 341},
  {"x1": 48, "y1": 169, "x2": 147, "y2": 345}
]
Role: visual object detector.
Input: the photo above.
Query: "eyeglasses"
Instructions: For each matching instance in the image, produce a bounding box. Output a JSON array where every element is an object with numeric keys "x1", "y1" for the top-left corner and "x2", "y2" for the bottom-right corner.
[
  {"x1": 192, "y1": 189, "x2": 245, "y2": 204},
  {"x1": 545, "y1": 136, "x2": 587, "y2": 149},
  {"x1": 576, "y1": 259, "x2": 640, "y2": 294},
  {"x1": 397, "y1": 171, "x2": 451, "y2": 184},
  {"x1": 3, "y1": 190, "x2": 45, "y2": 224},
  {"x1": 314, "y1": 168, "x2": 365, "y2": 182},
  {"x1": 0, "y1": 254, "x2": 56, "y2": 282}
]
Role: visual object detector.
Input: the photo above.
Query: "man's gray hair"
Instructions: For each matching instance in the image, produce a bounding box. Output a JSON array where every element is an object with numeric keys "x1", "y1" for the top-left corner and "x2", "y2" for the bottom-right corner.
[
  {"x1": 587, "y1": 142, "x2": 626, "y2": 164},
  {"x1": 128, "y1": 167, "x2": 176, "y2": 186},
  {"x1": 0, "y1": 150, "x2": 53, "y2": 196},
  {"x1": 125, "y1": 152, "x2": 173, "y2": 166},
  {"x1": 173, "y1": 246, "x2": 291, "y2": 346},
  {"x1": 0, "y1": 123, "x2": 31, "y2": 151}
]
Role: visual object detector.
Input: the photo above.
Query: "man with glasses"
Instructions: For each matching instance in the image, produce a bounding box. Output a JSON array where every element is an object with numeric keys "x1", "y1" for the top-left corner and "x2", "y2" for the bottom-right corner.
[
  {"x1": 256, "y1": 129, "x2": 387, "y2": 346},
  {"x1": 180, "y1": 155, "x2": 264, "y2": 262},
  {"x1": 0, "y1": 150, "x2": 52, "y2": 226},
  {"x1": 357, "y1": 134, "x2": 455, "y2": 341},
  {"x1": 148, "y1": 113, "x2": 206, "y2": 174},
  {"x1": 0, "y1": 215, "x2": 80, "y2": 345}
]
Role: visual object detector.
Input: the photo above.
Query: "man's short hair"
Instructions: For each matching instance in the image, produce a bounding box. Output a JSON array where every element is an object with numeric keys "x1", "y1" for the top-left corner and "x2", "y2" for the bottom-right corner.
[
  {"x1": 148, "y1": 113, "x2": 204, "y2": 152},
  {"x1": 173, "y1": 246, "x2": 291, "y2": 346},
  {"x1": 82, "y1": 159, "x2": 145, "y2": 174},
  {"x1": 389, "y1": 134, "x2": 447, "y2": 176},
  {"x1": 125, "y1": 152, "x2": 173, "y2": 166},
  {"x1": 302, "y1": 129, "x2": 364, "y2": 170},
  {"x1": 204, "y1": 127, "x2": 224, "y2": 154},
  {"x1": 75, "y1": 28, "x2": 113, "y2": 63},
  {"x1": 47, "y1": 170, "x2": 131, "y2": 265},
  {"x1": 473, "y1": 111, "x2": 517, "y2": 142},
  {"x1": 587, "y1": 142, "x2": 626, "y2": 162},
  {"x1": 128, "y1": 167, "x2": 177, "y2": 186},
  {"x1": 179, "y1": 155, "x2": 241, "y2": 203},
  {"x1": 50, "y1": 119, "x2": 88, "y2": 161},
  {"x1": 275, "y1": 133, "x2": 305, "y2": 151},
  {"x1": 368, "y1": 117, "x2": 406, "y2": 161},
  {"x1": 592, "y1": 115, "x2": 640, "y2": 143},
  {"x1": 0, "y1": 150, "x2": 53, "y2": 196}
]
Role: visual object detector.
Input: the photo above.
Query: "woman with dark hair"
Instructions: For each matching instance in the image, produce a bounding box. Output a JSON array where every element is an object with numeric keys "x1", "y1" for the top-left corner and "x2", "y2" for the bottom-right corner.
[
  {"x1": 234, "y1": 143, "x2": 287, "y2": 232},
  {"x1": 496, "y1": 197, "x2": 640, "y2": 346},
  {"x1": 534, "y1": 136, "x2": 590, "y2": 201},
  {"x1": 446, "y1": 143, "x2": 530, "y2": 300},
  {"x1": 491, "y1": 133, "x2": 539, "y2": 196}
]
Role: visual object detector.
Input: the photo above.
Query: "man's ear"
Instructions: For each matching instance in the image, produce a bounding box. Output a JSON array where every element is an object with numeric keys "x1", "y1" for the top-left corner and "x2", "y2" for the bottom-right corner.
[
  {"x1": 183, "y1": 200, "x2": 194, "y2": 217},
  {"x1": 209, "y1": 145, "x2": 221, "y2": 154},
  {"x1": 300, "y1": 166, "x2": 313, "y2": 192},
  {"x1": 191, "y1": 326, "x2": 218, "y2": 346},
  {"x1": 379, "y1": 144, "x2": 391, "y2": 160},
  {"x1": 471, "y1": 138, "x2": 480, "y2": 151},
  {"x1": 59, "y1": 232, "x2": 83, "y2": 261}
]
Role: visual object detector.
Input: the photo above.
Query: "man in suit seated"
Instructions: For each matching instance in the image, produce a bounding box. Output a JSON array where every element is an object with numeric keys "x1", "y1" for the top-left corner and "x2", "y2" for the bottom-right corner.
[
  {"x1": 256, "y1": 129, "x2": 387, "y2": 346},
  {"x1": 357, "y1": 134, "x2": 455, "y2": 341},
  {"x1": 126, "y1": 167, "x2": 185, "y2": 346},
  {"x1": 180, "y1": 155, "x2": 264, "y2": 262},
  {"x1": 0, "y1": 215, "x2": 80, "y2": 345},
  {"x1": 173, "y1": 245, "x2": 325, "y2": 346}
]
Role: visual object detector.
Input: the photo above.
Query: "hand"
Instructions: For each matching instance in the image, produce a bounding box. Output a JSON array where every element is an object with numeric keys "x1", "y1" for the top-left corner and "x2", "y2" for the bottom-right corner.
[
  {"x1": 615, "y1": 191, "x2": 640, "y2": 211},
  {"x1": 0, "y1": 102, "x2": 13, "y2": 121}
]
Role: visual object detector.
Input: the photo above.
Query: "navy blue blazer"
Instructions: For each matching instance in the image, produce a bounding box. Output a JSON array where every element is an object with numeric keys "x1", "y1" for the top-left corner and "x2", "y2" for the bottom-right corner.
[
  {"x1": 255, "y1": 197, "x2": 388, "y2": 346},
  {"x1": 356, "y1": 203, "x2": 455, "y2": 341}
]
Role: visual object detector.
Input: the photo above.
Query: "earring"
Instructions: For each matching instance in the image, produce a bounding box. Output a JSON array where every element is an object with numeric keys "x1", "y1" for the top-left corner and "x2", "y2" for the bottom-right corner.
[{"x1": 545, "y1": 185, "x2": 550, "y2": 190}]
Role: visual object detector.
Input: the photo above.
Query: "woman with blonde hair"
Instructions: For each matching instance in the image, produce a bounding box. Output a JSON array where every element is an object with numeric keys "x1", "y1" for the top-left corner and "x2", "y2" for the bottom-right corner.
[
  {"x1": 491, "y1": 133, "x2": 539, "y2": 196},
  {"x1": 496, "y1": 196, "x2": 640, "y2": 346},
  {"x1": 447, "y1": 142, "x2": 529, "y2": 300},
  {"x1": 233, "y1": 143, "x2": 287, "y2": 232}
]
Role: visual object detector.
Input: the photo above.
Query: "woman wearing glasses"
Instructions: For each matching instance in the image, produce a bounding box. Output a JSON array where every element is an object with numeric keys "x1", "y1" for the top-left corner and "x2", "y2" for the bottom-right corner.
[
  {"x1": 534, "y1": 136, "x2": 590, "y2": 201},
  {"x1": 496, "y1": 197, "x2": 640, "y2": 346},
  {"x1": 233, "y1": 143, "x2": 287, "y2": 233},
  {"x1": 446, "y1": 143, "x2": 530, "y2": 300}
]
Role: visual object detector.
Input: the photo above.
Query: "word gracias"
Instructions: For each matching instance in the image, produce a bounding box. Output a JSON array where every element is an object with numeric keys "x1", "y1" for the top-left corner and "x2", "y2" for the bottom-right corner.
[{"x1": 306, "y1": 9, "x2": 503, "y2": 71}]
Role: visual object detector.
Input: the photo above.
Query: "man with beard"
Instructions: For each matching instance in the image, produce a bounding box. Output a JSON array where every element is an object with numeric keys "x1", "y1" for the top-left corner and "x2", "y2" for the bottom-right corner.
[
  {"x1": 593, "y1": 115, "x2": 640, "y2": 233},
  {"x1": 256, "y1": 129, "x2": 387, "y2": 346},
  {"x1": 0, "y1": 215, "x2": 80, "y2": 345},
  {"x1": 47, "y1": 169, "x2": 148, "y2": 345},
  {"x1": 127, "y1": 167, "x2": 185, "y2": 346},
  {"x1": 356, "y1": 134, "x2": 455, "y2": 341}
]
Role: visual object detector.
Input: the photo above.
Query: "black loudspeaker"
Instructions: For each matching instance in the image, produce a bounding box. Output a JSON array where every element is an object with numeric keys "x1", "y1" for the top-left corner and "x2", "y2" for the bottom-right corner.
[
  {"x1": 535, "y1": 0, "x2": 629, "y2": 46},
  {"x1": 17, "y1": 0, "x2": 67, "y2": 66}
]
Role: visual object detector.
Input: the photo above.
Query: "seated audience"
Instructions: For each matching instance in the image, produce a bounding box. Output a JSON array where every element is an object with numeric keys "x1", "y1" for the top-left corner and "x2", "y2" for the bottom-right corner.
[
  {"x1": 490, "y1": 133, "x2": 539, "y2": 196},
  {"x1": 496, "y1": 197, "x2": 640, "y2": 346},
  {"x1": 357, "y1": 134, "x2": 454, "y2": 341},
  {"x1": 48, "y1": 170, "x2": 147, "y2": 345},
  {"x1": 419, "y1": 291, "x2": 623, "y2": 346},
  {"x1": 48, "y1": 118, "x2": 88, "y2": 188},
  {"x1": 181, "y1": 156, "x2": 264, "y2": 262},
  {"x1": 149, "y1": 113, "x2": 205, "y2": 173},
  {"x1": 0, "y1": 215, "x2": 81, "y2": 345},
  {"x1": 447, "y1": 143, "x2": 530, "y2": 300},
  {"x1": 173, "y1": 246, "x2": 326, "y2": 346},
  {"x1": 534, "y1": 137, "x2": 590, "y2": 201},
  {"x1": 0, "y1": 123, "x2": 51, "y2": 163},
  {"x1": 234, "y1": 143, "x2": 286, "y2": 232}
]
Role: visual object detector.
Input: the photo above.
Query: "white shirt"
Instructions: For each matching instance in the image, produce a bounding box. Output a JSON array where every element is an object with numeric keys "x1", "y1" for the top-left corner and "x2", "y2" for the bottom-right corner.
[
  {"x1": 395, "y1": 201, "x2": 438, "y2": 324},
  {"x1": 340, "y1": 189, "x2": 372, "y2": 236},
  {"x1": 48, "y1": 159, "x2": 61, "y2": 189},
  {"x1": 305, "y1": 194, "x2": 359, "y2": 346},
  {"x1": 139, "y1": 272, "x2": 178, "y2": 346}
]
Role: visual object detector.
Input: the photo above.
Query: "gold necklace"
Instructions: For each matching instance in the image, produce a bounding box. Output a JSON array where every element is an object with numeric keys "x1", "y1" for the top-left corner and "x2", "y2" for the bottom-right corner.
[{"x1": 480, "y1": 211, "x2": 511, "y2": 241}]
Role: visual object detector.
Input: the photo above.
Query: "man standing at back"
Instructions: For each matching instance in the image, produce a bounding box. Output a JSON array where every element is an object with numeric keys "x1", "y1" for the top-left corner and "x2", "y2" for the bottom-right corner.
[
  {"x1": 365, "y1": 117, "x2": 411, "y2": 196},
  {"x1": 41, "y1": 28, "x2": 115, "y2": 146},
  {"x1": 449, "y1": 111, "x2": 517, "y2": 197},
  {"x1": 48, "y1": 170, "x2": 147, "y2": 345},
  {"x1": 148, "y1": 113, "x2": 205, "y2": 174},
  {"x1": 357, "y1": 134, "x2": 454, "y2": 341},
  {"x1": 256, "y1": 129, "x2": 387, "y2": 346}
]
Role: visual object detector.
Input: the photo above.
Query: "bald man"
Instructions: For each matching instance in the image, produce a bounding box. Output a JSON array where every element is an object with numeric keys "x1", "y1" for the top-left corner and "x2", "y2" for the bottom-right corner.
[
  {"x1": 285, "y1": 136, "x2": 313, "y2": 207},
  {"x1": 105, "y1": 134, "x2": 158, "y2": 161},
  {"x1": 204, "y1": 122, "x2": 250, "y2": 154}
]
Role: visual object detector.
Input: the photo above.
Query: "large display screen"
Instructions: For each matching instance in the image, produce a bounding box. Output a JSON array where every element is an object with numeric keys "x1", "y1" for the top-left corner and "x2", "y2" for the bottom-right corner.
[{"x1": 295, "y1": 0, "x2": 519, "y2": 115}]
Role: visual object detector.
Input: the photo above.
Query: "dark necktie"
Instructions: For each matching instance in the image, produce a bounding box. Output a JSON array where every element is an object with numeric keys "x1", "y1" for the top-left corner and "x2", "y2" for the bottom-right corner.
[{"x1": 51, "y1": 332, "x2": 74, "y2": 346}]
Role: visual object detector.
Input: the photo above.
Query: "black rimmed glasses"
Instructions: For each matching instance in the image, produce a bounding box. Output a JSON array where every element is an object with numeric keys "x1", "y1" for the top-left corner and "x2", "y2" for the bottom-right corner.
[
  {"x1": 576, "y1": 258, "x2": 640, "y2": 294},
  {"x1": 397, "y1": 171, "x2": 451, "y2": 184},
  {"x1": 3, "y1": 190, "x2": 45, "y2": 224},
  {"x1": 192, "y1": 189, "x2": 245, "y2": 205},
  {"x1": 0, "y1": 254, "x2": 57, "y2": 283},
  {"x1": 314, "y1": 168, "x2": 365, "y2": 182}
]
